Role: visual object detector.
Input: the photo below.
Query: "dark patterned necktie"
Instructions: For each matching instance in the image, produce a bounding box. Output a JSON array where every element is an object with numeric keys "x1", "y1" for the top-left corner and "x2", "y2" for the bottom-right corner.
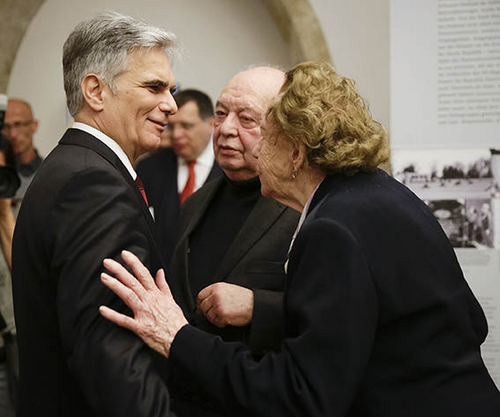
[
  {"x1": 180, "y1": 160, "x2": 196, "y2": 204},
  {"x1": 135, "y1": 176, "x2": 148, "y2": 206}
]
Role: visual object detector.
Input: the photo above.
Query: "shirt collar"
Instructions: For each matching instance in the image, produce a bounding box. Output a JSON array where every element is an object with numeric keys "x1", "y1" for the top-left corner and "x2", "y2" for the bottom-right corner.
[
  {"x1": 177, "y1": 137, "x2": 214, "y2": 168},
  {"x1": 72, "y1": 122, "x2": 137, "y2": 180},
  {"x1": 297, "y1": 178, "x2": 324, "y2": 231},
  {"x1": 284, "y1": 178, "x2": 325, "y2": 275}
]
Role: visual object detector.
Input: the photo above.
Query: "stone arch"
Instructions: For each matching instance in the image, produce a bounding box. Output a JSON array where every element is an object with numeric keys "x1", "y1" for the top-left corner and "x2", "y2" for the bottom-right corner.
[
  {"x1": 262, "y1": 0, "x2": 331, "y2": 65},
  {"x1": 0, "y1": 0, "x2": 331, "y2": 92},
  {"x1": 0, "y1": 0, "x2": 44, "y2": 92}
]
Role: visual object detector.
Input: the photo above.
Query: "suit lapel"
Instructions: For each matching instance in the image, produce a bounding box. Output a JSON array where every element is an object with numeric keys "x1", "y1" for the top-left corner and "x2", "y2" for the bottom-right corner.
[
  {"x1": 60, "y1": 129, "x2": 158, "y2": 250},
  {"x1": 206, "y1": 160, "x2": 222, "y2": 182},
  {"x1": 174, "y1": 178, "x2": 224, "y2": 312},
  {"x1": 179, "y1": 177, "x2": 223, "y2": 243},
  {"x1": 212, "y1": 196, "x2": 287, "y2": 283}
]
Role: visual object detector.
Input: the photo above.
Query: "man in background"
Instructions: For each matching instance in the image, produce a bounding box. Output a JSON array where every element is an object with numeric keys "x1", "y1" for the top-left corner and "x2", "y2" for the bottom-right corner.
[
  {"x1": 137, "y1": 89, "x2": 221, "y2": 264},
  {"x1": 2, "y1": 99, "x2": 43, "y2": 200},
  {"x1": 12, "y1": 12, "x2": 178, "y2": 416},
  {"x1": 0, "y1": 97, "x2": 18, "y2": 417},
  {"x1": 168, "y1": 67, "x2": 300, "y2": 416}
]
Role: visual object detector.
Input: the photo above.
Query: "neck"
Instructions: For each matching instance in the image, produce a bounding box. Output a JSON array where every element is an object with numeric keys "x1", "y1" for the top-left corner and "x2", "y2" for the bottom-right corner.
[
  {"x1": 75, "y1": 114, "x2": 137, "y2": 165},
  {"x1": 224, "y1": 169, "x2": 259, "y2": 182},
  {"x1": 278, "y1": 168, "x2": 325, "y2": 213},
  {"x1": 17, "y1": 147, "x2": 37, "y2": 165}
]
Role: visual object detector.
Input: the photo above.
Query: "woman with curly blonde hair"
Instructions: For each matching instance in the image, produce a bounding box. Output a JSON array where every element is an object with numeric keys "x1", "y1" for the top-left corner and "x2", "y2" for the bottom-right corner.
[{"x1": 99, "y1": 61, "x2": 500, "y2": 417}]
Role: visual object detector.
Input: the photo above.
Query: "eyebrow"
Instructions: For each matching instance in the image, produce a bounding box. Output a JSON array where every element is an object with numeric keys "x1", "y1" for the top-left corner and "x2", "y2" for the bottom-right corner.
[
  {"x1": 141, "y1": 79, "x2": 169, "y2": 88},
  {"x1": 215, "y1": 100, "x2": 259, "y2": 115}
]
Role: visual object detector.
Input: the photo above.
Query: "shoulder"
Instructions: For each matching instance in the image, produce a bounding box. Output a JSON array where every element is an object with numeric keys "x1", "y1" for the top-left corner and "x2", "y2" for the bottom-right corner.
[
  {"x1": 186, "y1": 176, "x2": 223, "y2": 204},
  {"x1": 137, "y1": 148, "x2": 176, "y2": 174},
  {"x1": 258, "y1": 196, "x2": 301, "y2": 224},
  {"x1": 316, "y1": 170, "x2": 417, "y2": 215}
]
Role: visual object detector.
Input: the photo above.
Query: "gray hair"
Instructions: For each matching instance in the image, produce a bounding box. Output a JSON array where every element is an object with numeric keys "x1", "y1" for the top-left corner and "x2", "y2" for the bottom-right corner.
[{"x1": 63, "y1": 11, "x2": 179, "y2": 116}]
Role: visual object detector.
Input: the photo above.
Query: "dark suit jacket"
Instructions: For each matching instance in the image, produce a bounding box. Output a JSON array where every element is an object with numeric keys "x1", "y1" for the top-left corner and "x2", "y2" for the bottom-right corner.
[
  {"x1": 12, "y1": 129, "x2": 174, "y2": 417},
  {"x1": 169, "y1": 169, "x2": 500, "y2": 417},
  {"x1": 168, "y1": 176, "x2": 299, "y2": 416},
  {"x1": 170, "y1": 176, "x2": 299, "y2": 355},
  {"x1": 137, "y1": 147, "x2": 222, "y2": 265}
]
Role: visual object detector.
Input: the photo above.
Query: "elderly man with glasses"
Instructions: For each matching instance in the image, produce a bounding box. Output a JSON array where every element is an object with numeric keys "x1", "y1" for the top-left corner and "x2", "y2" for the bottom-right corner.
[{"x1": 2, "y1": 99, "x2": 43, "y2": 201}]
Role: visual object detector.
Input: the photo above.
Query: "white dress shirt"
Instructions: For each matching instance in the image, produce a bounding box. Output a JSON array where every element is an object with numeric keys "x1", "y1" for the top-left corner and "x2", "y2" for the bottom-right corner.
[
  {"x1": 72, "y1": 122, "x2": 137, "y2": 180},
  {"x1": 177, "y1": 138, "x2": 215, "y2": 193}
]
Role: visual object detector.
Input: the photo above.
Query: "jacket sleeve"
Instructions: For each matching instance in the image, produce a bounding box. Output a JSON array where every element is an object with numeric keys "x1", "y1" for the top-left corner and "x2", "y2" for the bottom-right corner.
[
  {"x1": 169, "y1": 217, "x2": 379, "y2": 417},
  {"x1": 50, "y1": 168, "x2": 173, "y2": 417},
  {"x1": 249, "y1": 285, "x2": 284, "y2": 354}
]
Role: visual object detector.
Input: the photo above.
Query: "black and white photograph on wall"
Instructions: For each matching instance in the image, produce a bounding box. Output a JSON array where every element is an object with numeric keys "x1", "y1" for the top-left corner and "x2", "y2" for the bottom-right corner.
[
  {"x1": 392, "y1": 148, "x2": 499, "y2": 249},
  {"x1": 424, "y1": 198, "x2": 494, "y2": 249}
]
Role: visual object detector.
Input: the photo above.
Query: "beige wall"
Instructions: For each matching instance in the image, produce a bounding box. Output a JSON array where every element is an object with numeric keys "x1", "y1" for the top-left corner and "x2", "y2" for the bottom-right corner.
[
  {"x1": 309, "y1": 0, "x2": 390, "y2": 130},
  {"x1": 7, "y1": 0, "x2": 293, "y2": 156},
  {"x1": 4, "y1": 0, "x2": 390, "y2": 158}
]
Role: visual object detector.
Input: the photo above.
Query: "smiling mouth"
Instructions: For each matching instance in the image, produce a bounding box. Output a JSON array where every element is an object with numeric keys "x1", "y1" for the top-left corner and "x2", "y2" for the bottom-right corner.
[{"x1": 149, "y1": 119, "x2": 167, "y2": 132}]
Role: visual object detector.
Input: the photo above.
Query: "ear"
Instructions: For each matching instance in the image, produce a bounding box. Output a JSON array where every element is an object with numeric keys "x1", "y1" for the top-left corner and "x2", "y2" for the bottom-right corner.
[
  {"x1": 291, "y1": 142, "x2": 307, "y2": 172},
  {"x1": 31, "y1": 119, "x2": 39, "y2": 134},
  {"x1": 80, "y1": 74, "x2": 106, "y2": 112}
]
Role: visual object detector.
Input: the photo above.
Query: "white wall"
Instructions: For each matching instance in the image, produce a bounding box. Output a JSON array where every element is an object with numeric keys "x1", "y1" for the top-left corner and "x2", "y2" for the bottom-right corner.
[
  {"x1": 7, "y1": 0, "x2": 292, "y2": 157},
  {"x1": 309, "y1": 0, "x2": 390, "y2": 130}
]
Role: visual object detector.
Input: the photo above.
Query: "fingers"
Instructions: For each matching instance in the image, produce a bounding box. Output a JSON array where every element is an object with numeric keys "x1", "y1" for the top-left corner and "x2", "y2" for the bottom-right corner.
[
  {"x1": 103, "y1": 257, "x2": 140, "y2": 292},
  {"x1": 206, "y1": 308, "x2": 227, "y2": 328},
  {"x1": 196, "y1": 285, "x2": 211, "y2": 313},
  {"x1": 155, "y1": 269, "x2": 172, "y2": 296},
  {"x1": 99, "y1": 305, "x2": 138, "y2": 333},
  {"x1": 197, "y1": 284, "x2": 213, "y2": 302},
  {"x1": 121, "y1": 250, "x2": 157, "y2": 291},
  {"x1": 197, "y1": 294, "x2": 213, "y2": 316},
  {"x1": 101, "y1": 272, "x2": 142, "y2": 312},
  {"x1": 197, "y1": 292, "x2": 228, "y2": 328}
]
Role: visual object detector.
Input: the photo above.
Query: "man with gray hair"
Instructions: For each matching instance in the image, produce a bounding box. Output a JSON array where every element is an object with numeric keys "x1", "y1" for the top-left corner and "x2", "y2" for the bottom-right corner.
[{"x1": 12, "y1": 12, "x2": 178, "y2": 417}]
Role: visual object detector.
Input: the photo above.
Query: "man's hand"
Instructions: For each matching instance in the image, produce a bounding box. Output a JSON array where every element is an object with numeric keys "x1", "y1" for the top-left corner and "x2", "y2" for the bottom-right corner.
[
  {"x1": 197, "y1": 283, "x2": 254, "y2": 328},
  {"x1": 99, "y1": 250, "x2": 188, "y2": 357}
]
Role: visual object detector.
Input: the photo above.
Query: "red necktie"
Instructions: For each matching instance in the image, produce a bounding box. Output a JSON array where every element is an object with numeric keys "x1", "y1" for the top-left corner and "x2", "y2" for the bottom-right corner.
[
  {"x1": 135, "y1": 176, "x2": 149, "y2": 206},
  {"x1": 180, "y1": 160, "x2": 196, "y2": 204}
]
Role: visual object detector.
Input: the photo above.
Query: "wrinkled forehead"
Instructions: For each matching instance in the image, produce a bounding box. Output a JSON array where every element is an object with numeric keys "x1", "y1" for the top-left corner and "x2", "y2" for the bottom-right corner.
[
  {"x1": 6, "y1": 100, "x2": 33, "y2": 120},
  {"x1": 219, "y1": 66, "x2": 284, "y2": 106},
  {"x1": 216, "y1": 82, "x2": 267, "y2": 116}
]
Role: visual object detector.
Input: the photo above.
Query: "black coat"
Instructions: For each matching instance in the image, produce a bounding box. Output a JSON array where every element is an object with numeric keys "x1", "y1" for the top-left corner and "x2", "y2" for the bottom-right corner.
[
  {"x1": 170, "y1": 176, "x2": 300, "y2": 355},
  {"x1": 12, "y1": 129, "x2": 174, "y2": 417},
  {"x1": 168, "y1": 176, "x2": 300, "y2": 416},
  {"x1": 137, "y1": 147, "x2": 222, "y2": 265},
  {"x1": 168, "y1": 169, "x2": 500, "y2": 417}
]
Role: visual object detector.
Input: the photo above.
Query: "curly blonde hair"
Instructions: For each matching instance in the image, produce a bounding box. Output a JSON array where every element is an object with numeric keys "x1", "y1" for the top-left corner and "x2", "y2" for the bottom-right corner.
[{"x1": 266, "y1": 61, "x2": 389, "y2": 175}]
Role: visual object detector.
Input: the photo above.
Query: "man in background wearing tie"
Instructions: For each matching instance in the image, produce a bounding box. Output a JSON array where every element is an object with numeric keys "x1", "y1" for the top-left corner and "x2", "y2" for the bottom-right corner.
[
  {"x1": 12, "y1": 12, "x2": 179, "y2": 417},
  {"x1": 137, "y1": 89, "x2": 221, "y2": 265}
]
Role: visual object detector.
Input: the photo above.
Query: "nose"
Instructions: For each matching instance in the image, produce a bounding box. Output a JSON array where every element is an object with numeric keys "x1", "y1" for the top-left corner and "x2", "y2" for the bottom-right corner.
[
  {"x1": 218, "y1": 113, "x2": 238, "y2": 137},
  {"x1": 159, "y1": 91, "x2": 178, "y2": 116}
]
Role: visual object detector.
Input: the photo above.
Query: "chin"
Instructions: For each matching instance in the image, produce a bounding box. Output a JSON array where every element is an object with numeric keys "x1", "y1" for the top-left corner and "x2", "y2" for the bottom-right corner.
[
  {"x1": 142, "y1": 134, "x2": 161, "y2": 151},
  {"x1": 260, "y1": 183, "x2": 272, "y2": 198}
]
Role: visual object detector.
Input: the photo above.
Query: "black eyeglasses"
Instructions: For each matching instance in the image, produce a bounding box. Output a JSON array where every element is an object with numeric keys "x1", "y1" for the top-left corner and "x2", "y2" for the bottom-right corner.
[{"x1": 1, "y1": 120, "x2": 33, "y2": 133}]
